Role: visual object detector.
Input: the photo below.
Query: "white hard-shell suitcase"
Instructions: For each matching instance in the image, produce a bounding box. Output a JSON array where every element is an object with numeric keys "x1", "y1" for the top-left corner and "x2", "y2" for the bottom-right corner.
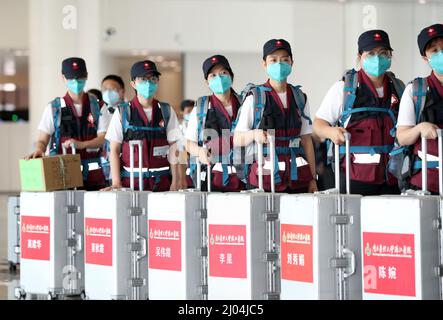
[
  {"x1": 16, "y1": 190, "x2": 85, "y2": 300},
  {"x1": 147, "y1": 149, "x2": 208, "y2": 300},
  {"x1": 84, "y1": 140, "x2": 149, "y2": 300},
  {"x1": 361, "y1": 134, "x2": 442, "y2": 300},
  {"x1": 280, "y1": 133, "x2": 362, "y2": 300},
  {"x1": 207, "y1": 136, "x2": 280, "y2": 300},
  {"x1": 16, "y1": 145, "x2": 85, "y2": 300}
]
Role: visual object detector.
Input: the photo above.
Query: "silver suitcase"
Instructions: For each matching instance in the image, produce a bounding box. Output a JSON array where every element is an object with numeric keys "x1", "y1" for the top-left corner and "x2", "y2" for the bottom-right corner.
[
  {"x1": 147, "y1": 153, "x2": 207, "y2": 300},
  {"x1": 207, "y1": 137, "x2": 280, "y2": 300},
  {"x1": 84, "y1": 141, "x2": 149, "y2": 300},
  {"x1": 16, "y1": 143, "x2": 85, "y2": 300},
  {"x1": 16, "y1": 190, "x2": 85, "y2": 300},
  {"x1": 361, "y1": 135, "x2": 442, "y2": 300},
  {"x1": 280, "y1": 133, "x2": 362, "y2": 300},
  {"x1": 7, "y1": 196, "x2": 20, "y2": 271}
]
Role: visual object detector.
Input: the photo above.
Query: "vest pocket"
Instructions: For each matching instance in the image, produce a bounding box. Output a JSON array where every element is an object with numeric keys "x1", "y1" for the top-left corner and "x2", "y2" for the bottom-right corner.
[{"x1": 349, "y1": 162, "x2": 377, "y2": 183}]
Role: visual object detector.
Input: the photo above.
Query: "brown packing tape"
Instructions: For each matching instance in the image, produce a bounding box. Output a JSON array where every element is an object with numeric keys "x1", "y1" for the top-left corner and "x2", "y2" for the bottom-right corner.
[{"x1": 58, "y1": 156, "x2": 67, "y2": 190}]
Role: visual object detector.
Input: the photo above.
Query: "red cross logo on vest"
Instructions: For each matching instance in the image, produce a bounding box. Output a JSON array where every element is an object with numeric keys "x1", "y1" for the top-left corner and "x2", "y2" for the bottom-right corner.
[
  {"x1": 374, "y1": 33, "x2": 382, "y2": 41},
  {"x1": 428, "y1": 28, "x2": 437, "y2": 36},
  {"x1": 72, "y1": 62, "x2": 79, "y2": 70},
  {"x1": 211, "y1": 57, "x2": 218, "y2": 64},
  {"x1": 391, "y1": 94, "x2": 399, "y2": 106},
  {"x1": 144, "y1": 63, "x2": 150, "y2": 70},
  {"x1": 87, "y1": 113, "x2": 94, "y2": 125},
  {"x1": 276, "y1": 40, "x2": 282, "y2": 47}
]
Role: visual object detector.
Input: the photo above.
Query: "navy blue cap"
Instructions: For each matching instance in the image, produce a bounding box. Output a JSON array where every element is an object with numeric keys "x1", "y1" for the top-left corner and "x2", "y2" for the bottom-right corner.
[
  {"x1": 130, "y1": 60, "x2": 161, "y2": 80},
  {"x1": 62, "y1": 57, "x2": 87, "y2": 79},
  {"x1": 263, "y1": 39, "x2": 292, "y2": 60},
  {"x1": 202, "y1": 55, "x2": 233, "y2": 79},
  {"x1": 418, "y1": 24, "x2": 443, "y2": 56},
  {"x1": 358, "y1": 30, "x2": 393, "y2": 53}
]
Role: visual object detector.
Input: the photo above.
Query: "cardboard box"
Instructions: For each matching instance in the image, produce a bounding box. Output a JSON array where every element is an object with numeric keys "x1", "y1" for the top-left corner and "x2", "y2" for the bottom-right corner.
[{"x1": 19, "y1": 154, "x2": 84, "y2": 191}]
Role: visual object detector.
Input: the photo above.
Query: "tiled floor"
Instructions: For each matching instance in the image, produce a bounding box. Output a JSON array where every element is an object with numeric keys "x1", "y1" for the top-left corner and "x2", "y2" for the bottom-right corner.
[{"x1": 0, "y1": 261, "x2": 20, "y2": 300}]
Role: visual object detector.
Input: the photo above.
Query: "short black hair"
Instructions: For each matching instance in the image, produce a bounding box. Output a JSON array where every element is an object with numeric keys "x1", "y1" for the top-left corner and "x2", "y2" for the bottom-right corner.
[
  {"x1": 180, "y1": 99, "x2": 195, "y2": 111},
  {"x1": 87, "y1": 89, "x2": 102, "y2": 101},
  {"x1": 102, "y1": 74, "x2": 125, "y2": 90},
  {"x1": 424, "y1": 36, "x2": 443, "y2": 56}
]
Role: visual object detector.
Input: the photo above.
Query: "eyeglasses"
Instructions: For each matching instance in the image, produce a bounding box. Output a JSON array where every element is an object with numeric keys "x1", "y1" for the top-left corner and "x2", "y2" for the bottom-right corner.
[
  {"x1": 367, "y1": 49, "x2": 392, "y2": 59},
  {"x1": 135, "y1": 76, "x2": 159, "y2": 84}
]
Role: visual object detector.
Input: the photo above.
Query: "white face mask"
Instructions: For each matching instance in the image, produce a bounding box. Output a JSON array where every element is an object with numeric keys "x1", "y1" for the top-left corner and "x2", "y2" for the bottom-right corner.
[{"x1": 102, "y1": 89, "x2": 120, "y2": 106}]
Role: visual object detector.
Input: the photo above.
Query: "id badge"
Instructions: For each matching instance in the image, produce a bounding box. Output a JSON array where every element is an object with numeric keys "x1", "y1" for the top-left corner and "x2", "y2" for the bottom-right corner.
[{"x1": 153, "y1": 145, "x2": 169, "y2": 157}]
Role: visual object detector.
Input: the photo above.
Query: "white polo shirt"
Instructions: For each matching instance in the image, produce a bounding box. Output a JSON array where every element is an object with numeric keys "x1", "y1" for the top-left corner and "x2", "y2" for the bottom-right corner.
[
  {"x1": 105, "y1": 102, "x2": 182, "y2": 144},
  {"x1": 37, "y1": 98, "x2": 112, "y2": 136},
  {"x1": 315, "y1": 80, "x2": 385, "y2": 127},
  {"x1": 397, "y1": 83, "x2": 420, "y2": 127},
  {"x1": 234, "y1": 91, "x2": 312, "y2": 135}
]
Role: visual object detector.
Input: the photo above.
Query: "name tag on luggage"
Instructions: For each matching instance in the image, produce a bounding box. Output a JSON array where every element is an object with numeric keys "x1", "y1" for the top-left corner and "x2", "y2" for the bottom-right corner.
[{"x1": 153, "y1": 146, "x2": 169, "y2": 157}]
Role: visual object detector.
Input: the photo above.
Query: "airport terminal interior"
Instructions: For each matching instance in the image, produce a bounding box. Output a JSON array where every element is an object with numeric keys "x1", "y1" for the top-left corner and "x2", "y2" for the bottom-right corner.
[{"x1": 0, "y1": 0, "x2": 442, "y2": 301}]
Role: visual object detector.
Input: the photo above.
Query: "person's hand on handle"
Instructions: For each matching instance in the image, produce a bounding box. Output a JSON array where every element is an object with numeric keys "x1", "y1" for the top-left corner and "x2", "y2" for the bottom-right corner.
[
  {"x1": 328, "y1": 127, "x2": 347, "y2": 145},
  {"x1": 62, "y1": 139, "x2": 86, "y2": 151},
  {"x1": 253, "y1": 129, "x2": 268, "y2": 144},
  {"x1": 25, "y1": 149, "x2": 45, "y2": 160},
  {"x1": 419, "y1": 122, "x2": 439, "y2": 140},
  {"x1": 198, "y1": 147, "x2": 211, "y2": 165}
]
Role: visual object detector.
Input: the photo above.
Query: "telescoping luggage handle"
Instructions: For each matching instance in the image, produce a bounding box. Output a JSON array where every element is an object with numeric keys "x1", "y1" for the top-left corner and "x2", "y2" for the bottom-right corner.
[
  {"x1": 421, "y1": 130, "x2": 443, "y2": 195},
  {"x1": 332, "y1": 132, "x2": 357, "y2": 283},
  {"x1": 333, "y1": 132, "x2": 351, "y2": 194},
  {"x1": 129, "y1": 140, "x2": 144, "y2": 191},
  {"x1": 256, "y1": 135, "x2": 277, "y2": 193},
  {"x1": 195, "y1": 145, "x2": 212, "y2": 192}
]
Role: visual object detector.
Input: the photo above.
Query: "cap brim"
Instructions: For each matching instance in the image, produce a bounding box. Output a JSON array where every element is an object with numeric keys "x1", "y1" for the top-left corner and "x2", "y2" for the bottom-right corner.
[
  {"x1": 134, "y1": 70, "x2": 161, "y2": 79},
  {"x1": 263, "y1": 48, "x2": 292, "y2": 59},
  {"x1": 205, "y1": 63, "x2": 231, "y2": 78},
  {"x1": 62, "y1": 70, "x2": 88, "y2": 79},
  {"x1": 360, "y1": 43, "x2": 394, "y2": 52}
]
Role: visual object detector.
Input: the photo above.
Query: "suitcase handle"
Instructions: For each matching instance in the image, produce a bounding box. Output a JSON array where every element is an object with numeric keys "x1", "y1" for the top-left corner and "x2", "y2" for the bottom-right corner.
[
  {"x1": 195, "y1": 145, "x2": 211, "y2": 192},
  {"x1": 420, "y1": 130, "x2": 443, "y2": 194},
  {"x1": 256, "y1": 135, "x2": 276, "y2": 193},
  {"x1": 76, "y1": 234, "x2": 82, "y2": 253},
  {"x1": 334, "y1": 132, "x2": 351, "y2": 194},
  {"x1": 343, "y1": 248, "x2": 356, "y2": 278},
  {"x1": 129, "y1": 140, "x2": 143, "y2": 191},
  {"x1": 138, "y1": 235, "x2": 147, "y2": 259}
]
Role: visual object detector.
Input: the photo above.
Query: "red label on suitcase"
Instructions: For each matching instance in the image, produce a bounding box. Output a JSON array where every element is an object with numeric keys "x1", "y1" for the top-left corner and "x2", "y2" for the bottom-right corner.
[
  {"x1": 148, "y1": 220, "x2": 181, "y2": 271},
  {"x1": 208, "y1": 224, "x2": 247, "y2": 279},
  {"x1": 85, "y1": 218, "x2": 113, "y2": 266},
  {"x1": 21, "y1": 216, "x2": 50, "y2": 261},
  {"x1": 363, "y1": 232, "x2": 415, "y2": 297},
  {"x1": 281, "y1": 224, "x2": 313, "y2": 283}
]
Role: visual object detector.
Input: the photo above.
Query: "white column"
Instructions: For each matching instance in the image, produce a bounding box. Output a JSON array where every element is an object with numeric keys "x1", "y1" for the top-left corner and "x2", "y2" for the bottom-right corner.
[{"x1": 28, "y1": 0, "x2": 103, "y2": 150}]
